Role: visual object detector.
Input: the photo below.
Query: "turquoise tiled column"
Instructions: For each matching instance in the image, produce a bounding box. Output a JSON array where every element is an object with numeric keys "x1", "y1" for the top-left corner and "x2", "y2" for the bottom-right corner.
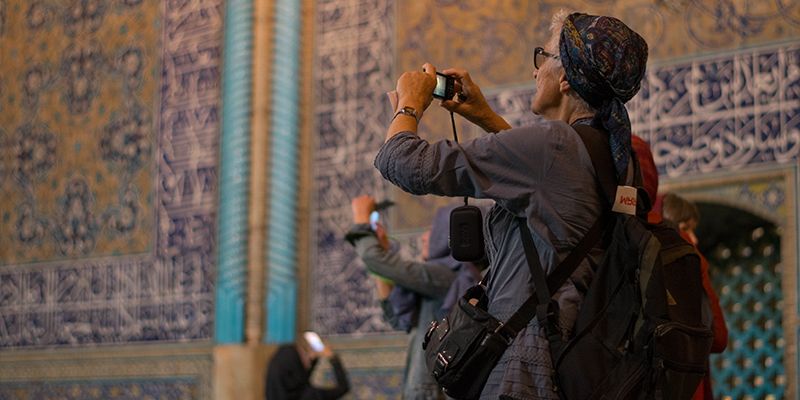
[
  {"x1": 265, "y1": 0, "x2": 301, "y2": 343},
  {"x1": 215, "y1": 0, "x2": 253, "y2": 344}
]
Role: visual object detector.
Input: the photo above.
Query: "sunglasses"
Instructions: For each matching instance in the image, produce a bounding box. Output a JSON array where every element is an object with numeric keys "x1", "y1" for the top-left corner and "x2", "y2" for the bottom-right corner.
[{"x1": 534, "y1": 47, "x2": 559, "y2": 70}]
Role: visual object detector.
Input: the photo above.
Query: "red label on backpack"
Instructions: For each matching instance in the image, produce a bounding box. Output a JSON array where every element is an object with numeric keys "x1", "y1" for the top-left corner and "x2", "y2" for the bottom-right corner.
[{"x1": 612, "y1": 186, "x2": 637, "y2": 215}]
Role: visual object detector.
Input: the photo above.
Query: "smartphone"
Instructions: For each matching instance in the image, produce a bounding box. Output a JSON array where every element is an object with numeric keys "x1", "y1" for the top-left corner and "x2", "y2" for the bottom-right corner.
[
  {"x1": 369, "y1": 210, "x2": 380, "y2": 230},
  {"x1": 303, "y1": 331, "x2": 325, "y2": 352},
  {"x1": 433, "y1": 72, "x2": 455, "y2": 100}
]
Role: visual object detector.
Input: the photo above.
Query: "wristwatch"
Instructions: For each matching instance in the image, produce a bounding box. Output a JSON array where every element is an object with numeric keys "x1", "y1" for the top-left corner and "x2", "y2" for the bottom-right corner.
[{"x1": 392, "y1": 106, "x2": 418, "y2": 122}]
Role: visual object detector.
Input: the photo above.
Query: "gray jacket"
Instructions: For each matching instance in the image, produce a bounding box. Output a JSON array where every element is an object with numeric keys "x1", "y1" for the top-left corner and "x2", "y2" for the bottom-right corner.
[
  {"x1": 351, "y1": 231, "x2": 456, "y2": 400},
  {"x1": 374, "y1": 117, "x2": 605, "y2": 400}
]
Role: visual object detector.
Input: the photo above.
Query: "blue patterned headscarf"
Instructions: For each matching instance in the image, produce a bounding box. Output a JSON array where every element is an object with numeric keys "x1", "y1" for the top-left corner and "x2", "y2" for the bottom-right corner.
[{"x1": 559, "y1": 13, "x2": 648, "y2": 180}]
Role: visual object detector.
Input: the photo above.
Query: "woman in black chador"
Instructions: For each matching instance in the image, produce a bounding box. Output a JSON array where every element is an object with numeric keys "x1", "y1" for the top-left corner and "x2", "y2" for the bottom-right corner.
[{"x1": 265, "y1": 335, "x2": 350, "y2": 400}]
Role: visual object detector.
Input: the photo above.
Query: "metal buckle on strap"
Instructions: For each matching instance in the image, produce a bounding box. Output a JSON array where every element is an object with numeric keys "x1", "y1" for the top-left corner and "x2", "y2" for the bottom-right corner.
[
  {"x1": 437, "y1": 352, "x2": 450, "y2": 368},
  {"x1": 433, "y1": 351, "x2": 450, "y2": 377}
]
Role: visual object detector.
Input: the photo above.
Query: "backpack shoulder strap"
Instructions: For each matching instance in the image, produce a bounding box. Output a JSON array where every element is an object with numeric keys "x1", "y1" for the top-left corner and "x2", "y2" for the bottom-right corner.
[
  {"x1": 496, "y1": 215, "x2": 606, "y2": 342},
  {"x1": 572, "y1": 124, "x2": 619, "y2": 205},
  {"x1": 650, "y1": 223, "x2": 700, "y2": 264},
  {"x1": 660, "y1": 244, "x2": 698, "y2": 265}
]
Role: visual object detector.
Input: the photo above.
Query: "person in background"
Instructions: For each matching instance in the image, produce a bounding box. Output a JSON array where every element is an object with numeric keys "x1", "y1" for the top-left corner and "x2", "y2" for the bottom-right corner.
[
  {"x1": 631, "y1": 135, "x2": 660, "y2": 223},
  {"x1": 347, "y1": 195, "x2": 481, "y2": 399},
  {"x1": 265, "y1": 334, "x2": 350, "y2": 400},
  {"x1": 374, "y1": 8, "x2": 648, "y2": 398},
  {"x1": 660, "y1": 192, "x2": 729, "y2": 400}
]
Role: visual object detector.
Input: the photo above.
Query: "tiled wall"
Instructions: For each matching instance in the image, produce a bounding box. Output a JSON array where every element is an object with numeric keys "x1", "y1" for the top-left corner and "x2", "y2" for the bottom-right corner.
[
  {"x1": 1, "y1": 1, "x2": 222, "y2": 398},
  {"x1": 0, "y1": 0, "x2": 797, "y2": 398},
  {"x1": 312, "y1": 1, "x2": 799, "y2": 398}
]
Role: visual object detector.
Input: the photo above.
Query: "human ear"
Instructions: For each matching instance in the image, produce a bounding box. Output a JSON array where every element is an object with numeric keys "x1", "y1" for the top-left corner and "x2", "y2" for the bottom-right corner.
[{"x1": 558, "y1": 71, "x2": 571, "y2": 94}]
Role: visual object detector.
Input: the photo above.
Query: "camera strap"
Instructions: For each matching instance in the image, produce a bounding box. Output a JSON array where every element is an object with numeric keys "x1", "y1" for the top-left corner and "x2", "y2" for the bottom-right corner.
[
  {"x1": 449, "y1": 111, "x2": 469, "y2": 207},
  {"x1": 447, "y1": 111, "x2": 486, "y2": 262}
]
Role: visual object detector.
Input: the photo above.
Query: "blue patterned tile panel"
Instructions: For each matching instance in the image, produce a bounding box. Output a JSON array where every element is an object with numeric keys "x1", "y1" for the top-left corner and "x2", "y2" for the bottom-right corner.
[
  {"x1": 0, "y1": 378, "x2": 199, "y2": 400},
  {"x1": 0, "y1": 0, "x2": 223, "y2": 348}
]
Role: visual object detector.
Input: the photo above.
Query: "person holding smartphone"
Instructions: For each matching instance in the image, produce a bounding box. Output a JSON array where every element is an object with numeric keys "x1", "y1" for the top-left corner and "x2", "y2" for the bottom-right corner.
[
  {"x1": 265, "y1": 332, "x2": 350, "y2": 400},
  {"x1": 375, "y1": 9, "x2": 649, "y2": 399}
]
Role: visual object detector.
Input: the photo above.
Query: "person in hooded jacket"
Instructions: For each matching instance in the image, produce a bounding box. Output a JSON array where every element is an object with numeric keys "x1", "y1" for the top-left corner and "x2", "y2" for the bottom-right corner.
[
  {"x1": 347, "y1": 195, "x2": 482, "y2": 400},
  {"x1": 265, "y1": 334, "x2": 350, "y2": 400}
]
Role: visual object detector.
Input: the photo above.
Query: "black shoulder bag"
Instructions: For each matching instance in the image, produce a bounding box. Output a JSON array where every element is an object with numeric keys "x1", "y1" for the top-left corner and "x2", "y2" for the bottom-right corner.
[{"x1": 422, "y1": 217, "x2": 604, "y2": 399}]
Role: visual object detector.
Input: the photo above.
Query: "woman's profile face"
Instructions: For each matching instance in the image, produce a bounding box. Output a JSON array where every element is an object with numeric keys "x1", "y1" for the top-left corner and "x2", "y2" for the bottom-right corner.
[
  {"x1": 530, "y1": 47, "x2": 563, "y2": 117},
  {"x1": 530, "y1": 29, "x2": 564, "y2": 118}
]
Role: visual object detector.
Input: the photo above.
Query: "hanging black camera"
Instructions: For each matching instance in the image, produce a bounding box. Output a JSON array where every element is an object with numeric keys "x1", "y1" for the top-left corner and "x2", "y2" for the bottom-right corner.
[{"x1": 449, "y1": 202, "x2": 485, "y2": 261}]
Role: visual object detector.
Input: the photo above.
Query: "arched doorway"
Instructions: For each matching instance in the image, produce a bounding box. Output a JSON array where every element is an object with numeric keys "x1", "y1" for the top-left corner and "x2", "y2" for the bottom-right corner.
[{"x1": 696, "y1": 202, "x2": 786, "y2": 399}]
